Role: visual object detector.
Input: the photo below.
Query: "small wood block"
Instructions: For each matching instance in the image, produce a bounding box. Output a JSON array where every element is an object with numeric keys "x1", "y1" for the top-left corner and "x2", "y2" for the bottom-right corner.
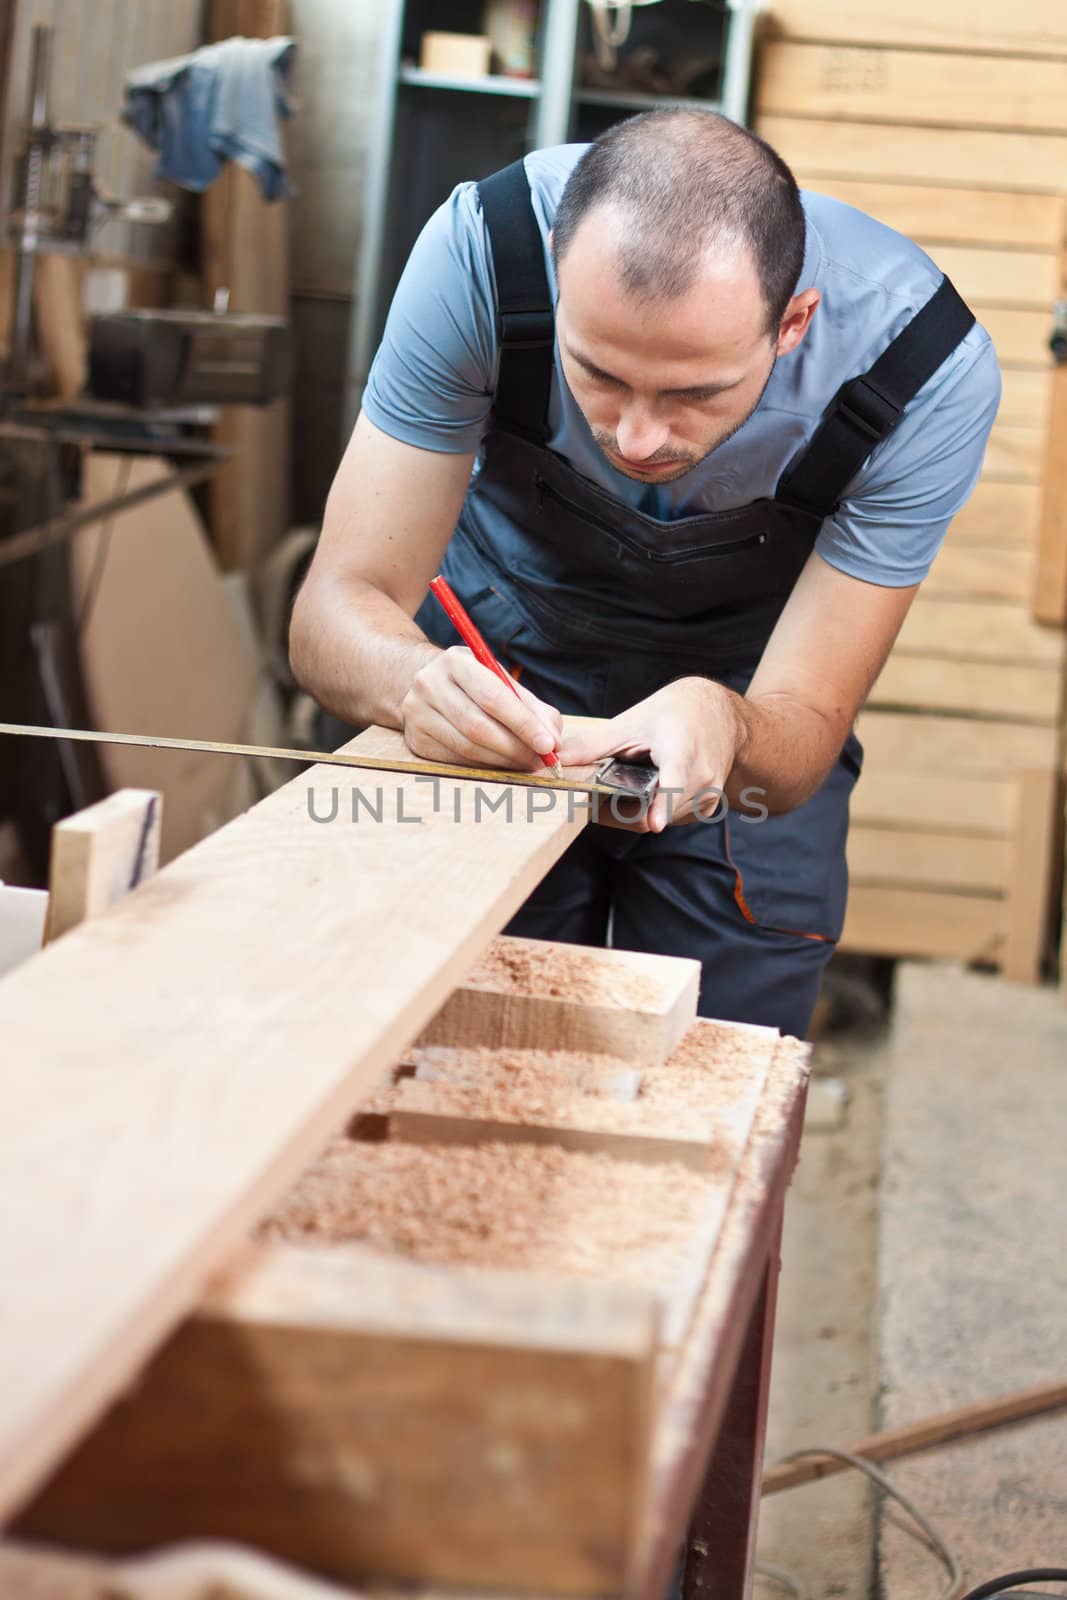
[
  {"x1": 421, "y1": 934, "x2": 701, "y2": 1064},
  {"x1": 44, "y1": 788, "x2": 162, "y2": 943},
  {"x1": 386, "y1": 1097, "x2": 719, "y2": 1172},
  {"x1": 18, "y1": 1243, "x2": 659, "y2": 1597},
  {"x1": 408, "y1": 1042, "x2": 644, "y2": 1101}
]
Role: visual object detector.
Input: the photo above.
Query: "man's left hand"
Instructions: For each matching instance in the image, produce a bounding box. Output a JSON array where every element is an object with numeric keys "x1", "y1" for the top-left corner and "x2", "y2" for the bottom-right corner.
[{"x1": 558, "y1": 677, "x2": 745, "y2": 834}]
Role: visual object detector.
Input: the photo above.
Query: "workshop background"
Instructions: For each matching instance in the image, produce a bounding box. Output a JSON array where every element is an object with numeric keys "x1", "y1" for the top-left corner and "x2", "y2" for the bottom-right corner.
[{"x1": 0, "y1": 2, "x2": 1065, "y2": 1599}]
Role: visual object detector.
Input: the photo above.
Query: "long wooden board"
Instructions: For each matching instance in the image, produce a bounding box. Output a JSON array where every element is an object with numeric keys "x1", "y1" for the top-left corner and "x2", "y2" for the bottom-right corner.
[
  {"x1": 842, "y1": 884, "x2": 1003, "y2": 962},
  {"x1": 761, "y1": 0, "x2": 1067, "y2": 58},
  {"x1": 758, "y1": 42, "x2": 1067, "y2": 131},
  {"x1": 0, "y1": 732, "x2": 586, "y2": 1522},
  {"x1": 758, "y1": 115, "x2": 1067, "y2": 194},
  {"x1": 795, "y1": 178, "x2": 1065, "y2": 253}
]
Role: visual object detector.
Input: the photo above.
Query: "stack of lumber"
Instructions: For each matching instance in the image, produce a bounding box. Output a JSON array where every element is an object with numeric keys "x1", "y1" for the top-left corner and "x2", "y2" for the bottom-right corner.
[{"x1": 753, "y1": 1, "x2": 1067, "y2": 980}]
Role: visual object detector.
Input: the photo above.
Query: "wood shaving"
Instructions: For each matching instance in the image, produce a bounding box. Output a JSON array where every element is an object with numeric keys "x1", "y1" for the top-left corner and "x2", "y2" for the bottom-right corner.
[
  {"x1": 467, "y1": 939, "x2": 665, "y2": 1008},
  {"x1": 260, "y1": 1139, "x2": 714, "y2": 1290},
  {"x1": 639, "y1": 1022, "x2": 776, "y2": 1112}
]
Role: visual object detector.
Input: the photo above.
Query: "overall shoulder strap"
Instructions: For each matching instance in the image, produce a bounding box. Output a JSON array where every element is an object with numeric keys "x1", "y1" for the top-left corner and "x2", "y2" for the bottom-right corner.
[
  {"x1": 775, "y1": 277, "x2": 976, "y2": 519},
  {"x1": 477, "y1": 159, "x2": 556, "y2": 444}
]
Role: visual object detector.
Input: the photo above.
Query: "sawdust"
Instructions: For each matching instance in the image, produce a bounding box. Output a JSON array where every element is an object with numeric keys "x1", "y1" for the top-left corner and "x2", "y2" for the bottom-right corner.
[
  {"x1": 261, "y1": 1138, "x2": 713, "y2": 1288},
  {"x1": 468, "y1": 938, "x2": 665, "y2": 1008},
  {"x1": 368, "y1": 1044, "x2": 641, "y2": 1112},
  {"x1": 639, "y1": 1021, "x2": 776, "y2": 1112}
]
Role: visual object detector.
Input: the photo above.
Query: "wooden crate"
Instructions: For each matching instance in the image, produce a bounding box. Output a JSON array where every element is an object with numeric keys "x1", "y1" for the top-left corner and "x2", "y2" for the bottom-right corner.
[
  {"x1": 13, "y1": 938, "x2": 809, "y2": 1596},
  {"x1": 754, "y1": 19, "x2": 1067, "y2": 978}
]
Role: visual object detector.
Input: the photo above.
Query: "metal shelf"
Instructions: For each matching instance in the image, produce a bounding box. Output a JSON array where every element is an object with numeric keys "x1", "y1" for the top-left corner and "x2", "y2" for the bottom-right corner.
[
  {"x1": 399, "y1": 64, "x2": 539, "y2": 98},
  {"x1": 575, "y1": 87, "x2": 724, "y2": 113}
]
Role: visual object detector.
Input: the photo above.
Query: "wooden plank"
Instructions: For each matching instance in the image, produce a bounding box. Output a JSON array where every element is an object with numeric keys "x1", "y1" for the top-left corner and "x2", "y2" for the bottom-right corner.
[
  {"x1": 386, "y1": 1099, "x2": 719, "y2": 1172},
  {"x1": 420, "y1": 935, "x2": 700, "y2": 1065},
  {"x1": 760, "y1": 0, "x2": 1067, "y2": 57},
  {"x1": 855, "y1": 709, "x2": 1057, "y2": 775},
  {"x1": 851, "y1": 768, "x2": 1017, "y2": 834},
  {"x1": 840, "y1": 884, "x2": 1003, "y2": 962},
  {"x1": 982, "y1": 424, "x2": 1044, "y2": 482},
  {"x1": 869, "y1": 655, "x2": 1062, "y2": 722},
  {"x1": 0, "y1": 731, "x2": 586, "y2": 1521},
  {"x1": 847, "y1": 825, "x2": 1010, "y2": 893},
  {"x1": 44, "y1": 790, "x2": 161, "y2": 944},
  {"x1": 758, "y1": 115, "x2": 1067, "y2": 194},
  {"x1": 33, "y1": 254, "x2": 85, "y2": 400},
  {"x1": 0, "y1": 887, "x2": 47, "y2": 979},
  {"x1": 894, "y1": 597, "x2": 1065, "y2": 666},
  {"x1": 978, "y1": 308, "x2": 1055, "y2": 370},
  {"x1": 997, "y1": 369, "x2": 1051, "y2": 431},
  {"x1": 757, "y1": 42, "x2": 1067, "y2": 131},
  {"x1": 1034, "y1": 354, "x2": 1067, "y2": 625},
  {"x1": 1001, "y1": 769, "x2": 1062, "y2": 982},
  {"x1": 19, "y1": 1242, "x2": 658, "y2": 1595},
  {"x1": 925, "y1": 542, "x2": 1033, "y2": 603},
  {"x1": 921, "y1": 245, "x2": 1057, "y2": 310},
  {"x1": 948, "y1": 480, "x2": 1042, "y2": 544},
  {"x1": 797, "y1": 178, "x2": 1064, "y2": 254}
]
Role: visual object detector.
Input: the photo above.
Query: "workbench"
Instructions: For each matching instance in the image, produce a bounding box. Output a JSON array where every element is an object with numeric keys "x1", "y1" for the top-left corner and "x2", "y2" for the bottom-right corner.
[{"x1": 0, "y1": 727, "x2": 809, "y2": 1598}]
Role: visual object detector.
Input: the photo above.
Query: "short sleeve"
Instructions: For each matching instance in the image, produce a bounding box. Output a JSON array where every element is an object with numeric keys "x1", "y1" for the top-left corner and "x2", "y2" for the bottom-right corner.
[
  {"x1": 815, "y1": 327, "x2": 1002, "y2": 586},
  {"x1": 361, "y1": 181, "x2": 500, "y2": 454}
]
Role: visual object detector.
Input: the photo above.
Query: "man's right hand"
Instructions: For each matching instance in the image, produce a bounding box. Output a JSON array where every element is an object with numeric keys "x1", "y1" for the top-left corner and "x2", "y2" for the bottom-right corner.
[{"x1": 401, "y1": 645, "x2": 563, "y2": 771}]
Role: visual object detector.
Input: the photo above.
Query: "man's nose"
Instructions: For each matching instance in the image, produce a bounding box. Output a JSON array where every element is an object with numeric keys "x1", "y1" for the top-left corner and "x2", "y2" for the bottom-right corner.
[{"x1": 614, "y1": 404, "x2": 670, "y2": 462}]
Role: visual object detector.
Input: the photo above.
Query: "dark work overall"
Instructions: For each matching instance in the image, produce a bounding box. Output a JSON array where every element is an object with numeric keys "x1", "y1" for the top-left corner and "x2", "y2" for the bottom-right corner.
[{"x1": 415, "y1": 160, "x2": 976, "y2": 1039}]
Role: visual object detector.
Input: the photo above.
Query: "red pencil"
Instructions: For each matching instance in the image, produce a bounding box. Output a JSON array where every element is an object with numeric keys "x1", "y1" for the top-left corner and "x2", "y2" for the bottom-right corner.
[{"x1": 428, "y1": 574, "x2": 562, "y2": 773}]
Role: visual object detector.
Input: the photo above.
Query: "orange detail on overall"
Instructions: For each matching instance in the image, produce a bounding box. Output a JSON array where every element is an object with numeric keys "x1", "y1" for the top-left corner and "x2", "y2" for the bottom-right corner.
[{"x1": 723, "y1": 818, "x2": 830, "y2": 944}]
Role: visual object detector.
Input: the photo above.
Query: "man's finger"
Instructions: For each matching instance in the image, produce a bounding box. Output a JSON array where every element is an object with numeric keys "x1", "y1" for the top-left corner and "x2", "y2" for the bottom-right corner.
[{"x1": 448, "y1": 651, "x2": 560, "y2": 757}]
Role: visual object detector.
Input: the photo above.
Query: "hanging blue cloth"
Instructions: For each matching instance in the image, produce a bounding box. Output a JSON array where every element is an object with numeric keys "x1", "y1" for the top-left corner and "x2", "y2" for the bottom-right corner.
[{"x1": 122, "y1": 36, "x2": 296, "y2": 201}]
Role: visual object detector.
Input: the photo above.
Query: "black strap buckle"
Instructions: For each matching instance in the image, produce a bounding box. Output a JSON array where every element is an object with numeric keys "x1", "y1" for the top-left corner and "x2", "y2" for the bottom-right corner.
[
  {"x1": 500, "y1": 307, "x2": 555, "y2": 348},
  {"x1": 837, "y1": 376, "x2": 901, "y2": 442}
]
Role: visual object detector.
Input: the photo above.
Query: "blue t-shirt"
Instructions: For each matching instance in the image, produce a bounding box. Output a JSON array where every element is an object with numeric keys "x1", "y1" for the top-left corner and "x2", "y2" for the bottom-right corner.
[{"x1": 363, "y1": 145, "x2": 1001, "y2": 588}]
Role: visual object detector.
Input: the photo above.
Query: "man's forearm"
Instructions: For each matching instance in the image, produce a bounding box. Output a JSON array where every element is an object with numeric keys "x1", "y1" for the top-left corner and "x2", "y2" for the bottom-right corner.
[
  {"x1": 720, "y1": 684, "x2": 847, "y2": 816},
  {"x1": 289, "y1": 574, "x2": 439, "y2": 729}
]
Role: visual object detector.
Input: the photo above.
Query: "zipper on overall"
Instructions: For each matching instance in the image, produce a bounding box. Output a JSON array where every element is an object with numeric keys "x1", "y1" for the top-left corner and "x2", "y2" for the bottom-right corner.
[{"x1": 535, "y1": 474, "x2": 771, "y2": 564}]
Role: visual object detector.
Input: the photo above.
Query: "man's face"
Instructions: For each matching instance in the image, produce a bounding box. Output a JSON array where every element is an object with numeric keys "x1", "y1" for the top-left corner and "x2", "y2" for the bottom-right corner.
[{"x1": 554, "y1": 207, "x2": 813, "y2": 485}]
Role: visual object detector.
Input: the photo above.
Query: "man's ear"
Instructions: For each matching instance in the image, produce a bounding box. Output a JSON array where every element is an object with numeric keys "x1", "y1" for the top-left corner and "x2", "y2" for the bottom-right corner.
[{"x1": 777, "y1": 289, "x2": 820, "y2": 357}]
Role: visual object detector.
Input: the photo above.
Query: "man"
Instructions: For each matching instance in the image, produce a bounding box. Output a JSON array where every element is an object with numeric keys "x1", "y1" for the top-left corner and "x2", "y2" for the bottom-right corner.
[{"x1": 291, "y1": 111, "x2": 1000, "y2": 1039}]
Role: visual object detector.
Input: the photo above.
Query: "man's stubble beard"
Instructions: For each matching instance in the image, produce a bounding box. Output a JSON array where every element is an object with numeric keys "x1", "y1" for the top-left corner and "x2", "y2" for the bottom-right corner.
[{"x1": 590, "y1": 352, "x2": 778, "y2": 486}]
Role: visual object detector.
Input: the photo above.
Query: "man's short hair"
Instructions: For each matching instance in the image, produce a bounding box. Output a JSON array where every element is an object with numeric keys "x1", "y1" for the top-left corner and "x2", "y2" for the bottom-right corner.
[{"x1": 551, "y1": 110, "x2": 806, "y2": 335}]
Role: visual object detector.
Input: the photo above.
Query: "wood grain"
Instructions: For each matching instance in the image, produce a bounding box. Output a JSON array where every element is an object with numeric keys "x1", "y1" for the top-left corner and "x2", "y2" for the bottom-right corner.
[
  {"x1": 869, "y1": 656, "x2": 1062, "y2": 722},
  {"x1": 847, "y1": 826, "x2": 1011, "y2": 893},
  {"x1": 420, "y1": 935, "x2": 700, "y2": 1064},
  {"x1": 0, "y1": 731, "x2": 585, "y2": 1521},
  {"x1": 841, "y1": 885, "x2": 1003, "y2": 962},
  {"x1": 1034, "y1": 358, "x2": 1067, "y2": 625},
  {"x1": 759, "y1": 114, "x2": 1067, "y2": 194},
  {"x1": 1002, "y1": 769, "x2": 1062, "y2": 982},
  {"x1": 758, "y1": 42, "x2": 1067, "y2": 130},
  {"x1": 761, "y1": 0, "x2": 1067, "y2": 57},
  {"x1": 44, "y1": 789, "x2": 161, "y2": 944},
  {"x1": 20, "y1": 1244, "x2": 658, "y2": 1595},
  {"x1": 795, "y1": 179, "x2": 1065, "y2": 253}
]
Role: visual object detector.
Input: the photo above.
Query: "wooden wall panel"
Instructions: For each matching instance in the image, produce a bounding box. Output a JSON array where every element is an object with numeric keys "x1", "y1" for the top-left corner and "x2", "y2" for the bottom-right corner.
[
  {"x1": 762, "y1": 1, "x2": 1067, "y2": 59},
  {"x1": 759, "y1": 116, "x2": 1067, "y2": 193},
  {"x1": 794, "y1": 179, "x2": 1065, "y2": 252},
  {"x1": 759, "y1": 42, "x2": 1067, "y2": 130}
]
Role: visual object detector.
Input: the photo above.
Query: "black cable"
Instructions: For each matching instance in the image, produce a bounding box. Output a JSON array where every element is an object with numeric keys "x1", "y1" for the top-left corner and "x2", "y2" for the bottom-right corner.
[{"x1": 959, "y1": 1571, "x2": 1067, "y2": 1600}]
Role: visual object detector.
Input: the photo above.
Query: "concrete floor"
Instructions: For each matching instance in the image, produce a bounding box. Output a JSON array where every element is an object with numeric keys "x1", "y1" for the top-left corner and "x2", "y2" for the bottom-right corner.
[
  {"x1": 751, "y1": 959, "x2": 1067, "y2": 1600},
  {"x1": 754, "y1": 997, "x2": 887, "y2": 1600}
]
